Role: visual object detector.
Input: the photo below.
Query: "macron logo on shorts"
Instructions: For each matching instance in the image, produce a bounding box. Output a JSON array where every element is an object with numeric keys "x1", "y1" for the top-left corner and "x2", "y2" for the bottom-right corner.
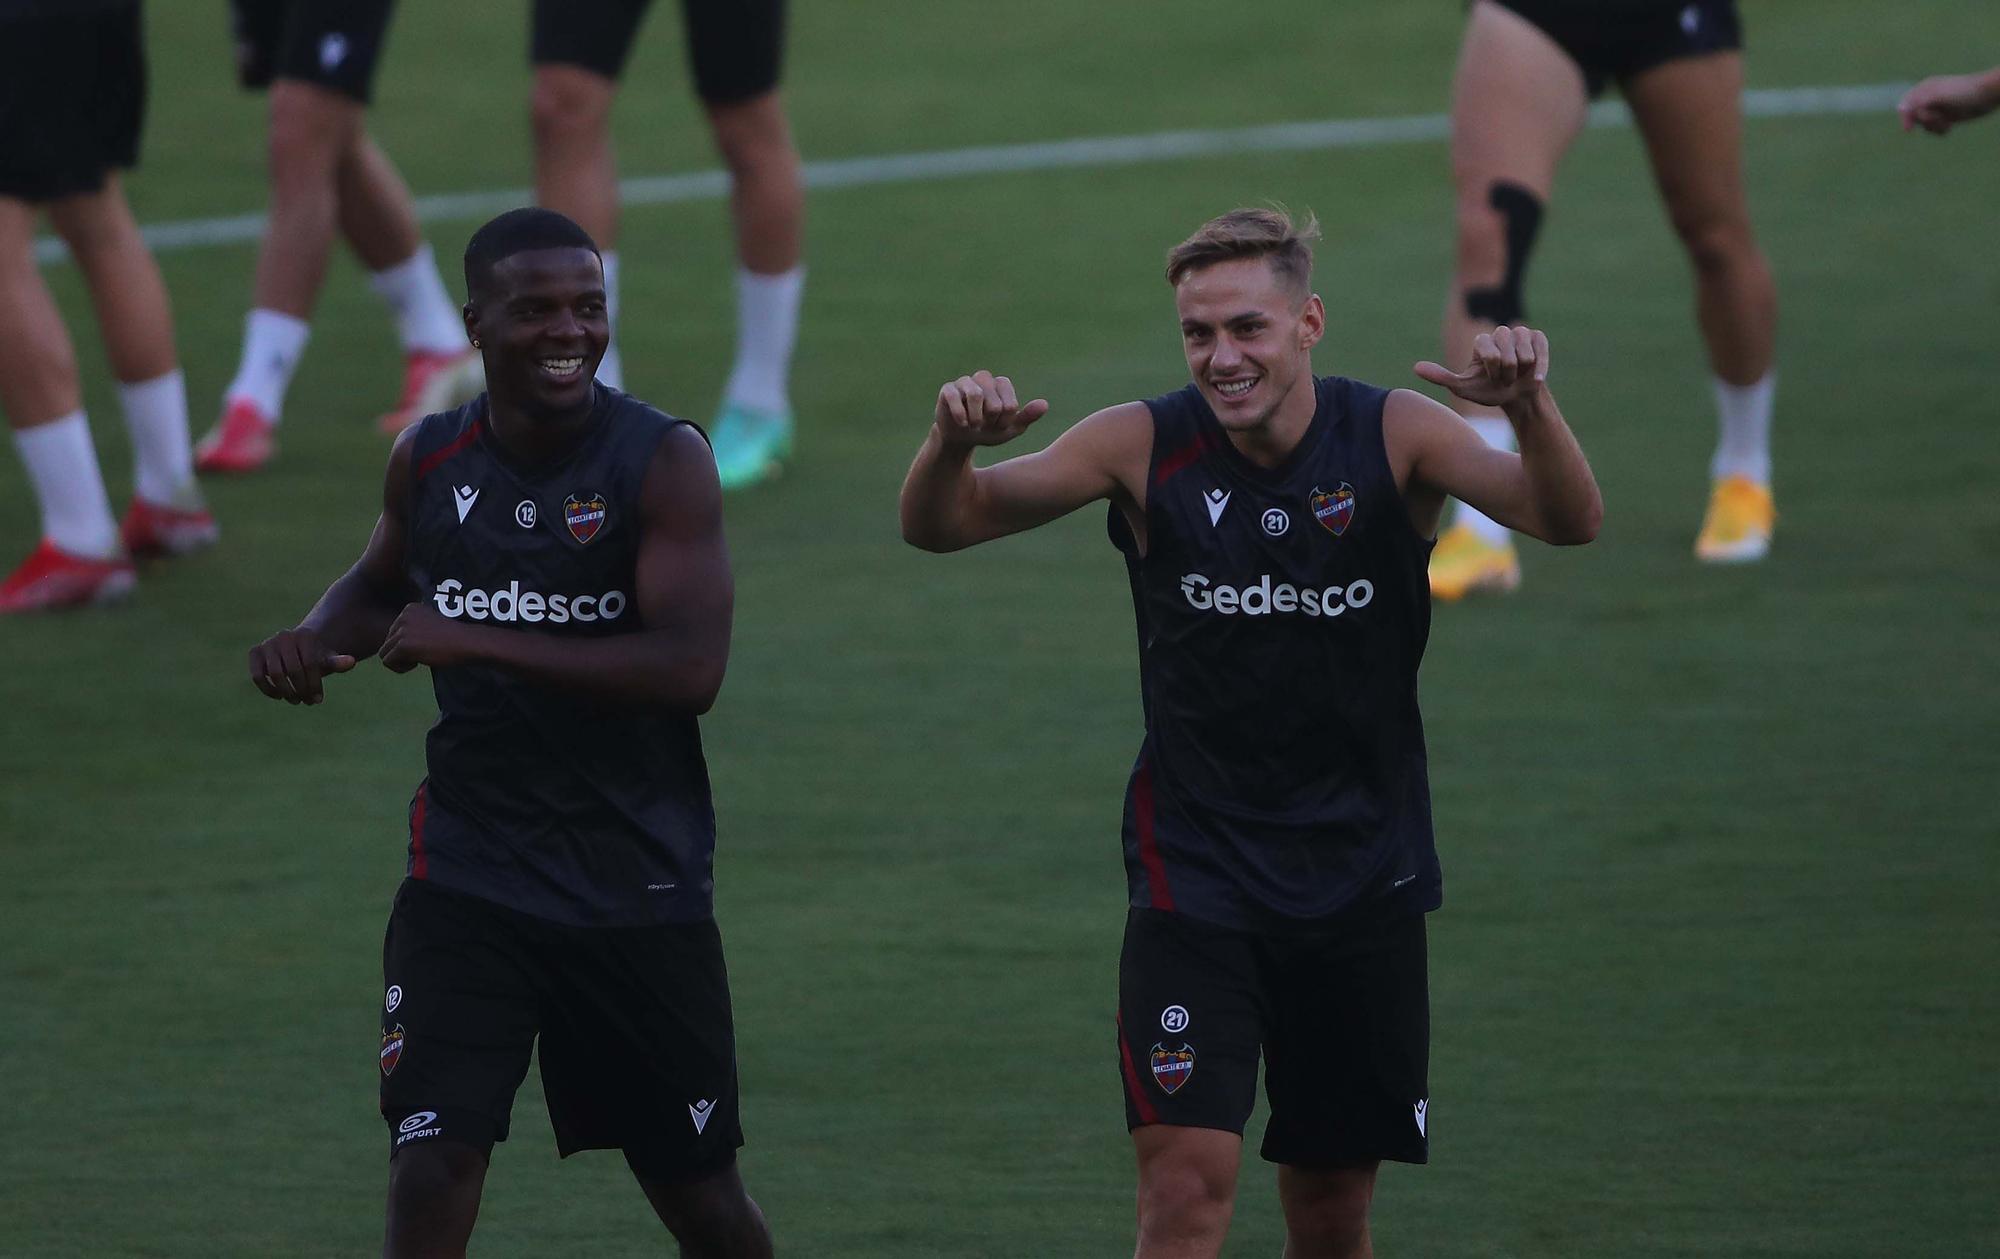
[
  {"x1": 1414, "y1": 1098, "x2": 1428, "y2": 1138},
  {"x1": 689, "y1": 1099, "x2": 715, "y2": 1135}
]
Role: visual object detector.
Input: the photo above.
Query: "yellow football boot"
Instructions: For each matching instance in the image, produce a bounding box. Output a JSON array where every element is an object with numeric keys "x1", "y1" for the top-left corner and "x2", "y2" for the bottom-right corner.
[
  {"x1": 1428, "y1": 522, "x2": 1521, "y2": 601},
  {"x1": 1694, "y1": 475, "x2": 1775, "y2": 563}
]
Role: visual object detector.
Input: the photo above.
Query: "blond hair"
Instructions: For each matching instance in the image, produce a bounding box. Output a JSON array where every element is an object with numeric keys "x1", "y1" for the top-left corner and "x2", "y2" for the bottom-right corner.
[{"x1": 1165, "y1": 207, "x2": 1321, "y2": 294}]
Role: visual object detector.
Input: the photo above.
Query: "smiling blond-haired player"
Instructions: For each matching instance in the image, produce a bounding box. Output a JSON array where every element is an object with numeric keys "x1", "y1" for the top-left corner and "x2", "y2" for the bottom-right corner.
[{"x1": 900, "y1": 207, "x2": 1601, "y2": 1258}]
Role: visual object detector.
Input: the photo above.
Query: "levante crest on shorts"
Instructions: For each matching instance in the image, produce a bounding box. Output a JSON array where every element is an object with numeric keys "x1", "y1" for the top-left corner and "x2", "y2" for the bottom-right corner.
[
  {"x1": 564, "y1": 493, "x2": 608, "y2": 545},
  {"x1": 1310, "y1": 483, "x2": 1356, "y2": 536},
  {"x1": 381, "y1": 1025, "x2": 405, "y2": 1076},
  {"x1": 1150, "y1": 1043, "x2": 1195, "y2": 1094}
]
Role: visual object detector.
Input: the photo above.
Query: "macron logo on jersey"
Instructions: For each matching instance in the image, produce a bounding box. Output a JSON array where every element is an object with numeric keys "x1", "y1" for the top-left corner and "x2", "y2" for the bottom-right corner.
[
  {"x1": 431, "y1": 578, "x2": 627, "y2": 625},
  {"x1": 453, "y1": 486, "x2": 480, "y2": 524},
  {"x1": 1204, "y1": 488, "x2": 1230, "y2": 527},
  {"x1": 1180, "y1": 572, "x2": 1375, "y2": 618}
]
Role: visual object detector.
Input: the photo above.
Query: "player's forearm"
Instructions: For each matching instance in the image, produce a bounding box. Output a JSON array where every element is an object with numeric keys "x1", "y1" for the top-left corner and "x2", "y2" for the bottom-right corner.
[
  {"x1": 299, "y1": 568, "x2": 406, "y2": 659},
  {"x1": 460, "y1": 625, "x2": 728, "y2": 713},
  {"x1": 1505, "y1": 387, "x2": 1602, "y2": 545},
  {"x1": 1976, "y1": 67, "x2": 2000, "y2": 112},
  {"x1": 899, "y1": 427, "x2": 985, "y2": 552}
]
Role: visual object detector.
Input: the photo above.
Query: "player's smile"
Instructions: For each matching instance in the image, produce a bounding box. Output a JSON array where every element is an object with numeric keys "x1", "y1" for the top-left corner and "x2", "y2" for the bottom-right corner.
[{"x1": 538, "y1": 356, "x2": 587, "y2": 383}]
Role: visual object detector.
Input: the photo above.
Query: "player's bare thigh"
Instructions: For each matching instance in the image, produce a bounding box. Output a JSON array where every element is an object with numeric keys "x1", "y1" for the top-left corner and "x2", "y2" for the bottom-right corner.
[
  {"x1": 1449, "y1": 1, "x2": 1590, "y2": 224},
  {"x1": 1621, "y1": 52, "x2": 1752, "y2": 249}
]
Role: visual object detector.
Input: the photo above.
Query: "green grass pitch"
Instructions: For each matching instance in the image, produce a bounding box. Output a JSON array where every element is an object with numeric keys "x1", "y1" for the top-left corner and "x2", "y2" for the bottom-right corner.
[{"x1": 2, "y1": 2, "x2": 1996, "y2": 1254}]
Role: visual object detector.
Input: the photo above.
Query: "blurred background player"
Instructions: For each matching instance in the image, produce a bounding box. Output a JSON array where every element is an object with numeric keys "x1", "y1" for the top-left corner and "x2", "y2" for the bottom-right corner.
[
  {"x1": 196, "y1": 0, "x2": 475, "y2": 474},
  {"x1": 529, "y1": 0, "x2": 805, "y2": 490},
  {"x1": 0, "y1": 0, "x2": 215, "y2": 613},
  {"x1": 1899, "y1": 66, "x2": 2000, "y2": 134},
  {"x1": 1429, "y1": 0, "x2": 1779, "y2": 598}
]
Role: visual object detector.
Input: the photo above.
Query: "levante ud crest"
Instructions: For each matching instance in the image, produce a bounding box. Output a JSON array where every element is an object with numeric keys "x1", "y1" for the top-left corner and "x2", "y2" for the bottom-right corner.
[
  {"x1": 1310, "y1": 483, "x2": 1356, "y2": 536},
  {"x1": 564, "y1": 492, "x2": 608, "y2": 544},
  {"x1": 381, "y1": 1025, "x2": 405, "y2": 1076},
  {"x1": 1150, "y1": 1043, "x2": 1195, "y2": 1094}
]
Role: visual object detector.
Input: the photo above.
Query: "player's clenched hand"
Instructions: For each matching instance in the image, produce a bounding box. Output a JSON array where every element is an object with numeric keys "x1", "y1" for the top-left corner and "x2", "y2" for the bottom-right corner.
[
  {"x1": 1899, "y1": 73, "x2": 2000, "y2": 135},
  {"x1": 934, "y1": 370, "x2": 1050, "y2": 449},
  {"x1": 380, "y1": 602, "x2": 477, "y2": 674},
  {"x1": 1413, "y1": 325, "x2": 1550, "y2": 409},
  {"x1": 247, "y1": 627, "x2": 356, "y2": 705}
]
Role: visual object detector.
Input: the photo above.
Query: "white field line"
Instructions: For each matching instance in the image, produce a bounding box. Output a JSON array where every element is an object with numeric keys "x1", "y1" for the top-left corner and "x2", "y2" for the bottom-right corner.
[{"x1": 32, "y1": 83, "x2": 1909, "y2": 266}]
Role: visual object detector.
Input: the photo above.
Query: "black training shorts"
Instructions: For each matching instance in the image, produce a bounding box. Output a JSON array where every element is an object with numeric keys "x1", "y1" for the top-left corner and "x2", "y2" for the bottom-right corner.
[
  {"x1": 229, "y1": 0, "x2": 396, "y2": 104},
  {"x1": 1489, "y1": 0, "x2": 1742, "y2": 98},
  {"x1": 0, "y1": 4, "x2": 144, "y2": 201},
  {"x1": 379, "y1": 878, "x2": 744, "y2": 1180},
  {"x1": 531, "y1": 0, "x2": 786, "y2": 104},
  {"x1": 1116, "y1": 907, "x2": 1431, "y2": 1167}
]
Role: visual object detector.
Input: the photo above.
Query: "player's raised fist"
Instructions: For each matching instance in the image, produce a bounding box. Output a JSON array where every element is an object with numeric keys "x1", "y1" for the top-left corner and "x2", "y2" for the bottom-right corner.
[
  {"x1": 1413, "y1": 325, "x2": 1551, "y2": 409},
  {"x1": 1899, "y1": 72, "x2": 2000, "y2": 135},
  {"x1": 247, "y1": 626, "x2": 356, "y2": 705},
  {"x1": 380, "y1": 602, "x2": 476, "y2": 674},
  {"x1": 934, "y1": 370, "x2": 1051, "y2": 448}
]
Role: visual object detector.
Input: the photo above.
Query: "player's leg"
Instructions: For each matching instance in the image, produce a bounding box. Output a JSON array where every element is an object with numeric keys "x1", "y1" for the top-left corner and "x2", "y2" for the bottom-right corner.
[
  {"x1": 378, "y1": 878, "x2": 544, "y2": 1258},
  {"x1": 334, "y1": 133, "x2": 481, "y2": 433},
  {"x1": 0, "y1": 199, "x2": 133, "y2": 610},
  {"x1": 1117, "y1": 909, "x2": 1262, "y2": 1258},
  {"x1": 1432, "y1": 0, "x2": 1590, "y2": 600},
  {"x1": 529, "y1": 0, "x2": 647, "y2": 390},
  {"x1": 0, "y1": 7, "x2": 140, "y2": 610},
  {"x1": 201, "y1": 0, "x2": 396, "y2": 472},
  {"x1": 1276, "y1": 1164, "x2": 1378, "y2": 1259},
  {"x1": 384, "y1": 1141, "x2": 489, "y2": 1259},
  {"x1": 1260, "y1": 916, "x2": 1431, "y2": 1259},
  {"x1": 688, "y1": 0, "x2": 805, "y2": 491},
  {"x1": 631, "y1": 1158, "x2": 773, "y2": 1258},
  {"x1": 45, "y1": 175, "x2": 217, "y2": 556},
  {"x1": 1622, "y1": 39, "x2": 1779, "y2": 561},
  {"x1": 1133, "y1": 1125, "x2": 1243, "y2": 1259}
]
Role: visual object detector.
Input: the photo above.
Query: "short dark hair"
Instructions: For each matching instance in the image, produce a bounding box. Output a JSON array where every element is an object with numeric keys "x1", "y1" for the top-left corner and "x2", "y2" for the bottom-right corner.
[
  {"x1": 463, "y1": 207, "x2": 600, "y2": 302},
  {"x1": 1165, "y1": 206, "x2": 1320, "y2": 294}
]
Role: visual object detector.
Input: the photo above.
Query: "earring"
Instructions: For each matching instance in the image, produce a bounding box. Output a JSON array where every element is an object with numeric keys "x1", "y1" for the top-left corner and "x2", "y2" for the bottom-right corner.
[{"x1": 471, "y1": 338, "x2": 481, "y2": 348}]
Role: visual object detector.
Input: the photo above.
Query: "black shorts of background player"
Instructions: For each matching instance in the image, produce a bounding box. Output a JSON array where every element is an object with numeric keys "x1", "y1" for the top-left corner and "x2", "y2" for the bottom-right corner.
[
  {"x1": 529, "y1": 0, "x2": 805, "y2": 490},
  {"x1": 245, "y1": 208, "x2": 769, "y2": 1257},
  {"x1": 196, "y1": 0, "x2": 477, "y2": 476},
  {"x1": 1428, "y1": 0, "x2": 1777, "y2": 603},
  {"x1": 0, "y1": 0, "x2": 216, "y2": 614}
]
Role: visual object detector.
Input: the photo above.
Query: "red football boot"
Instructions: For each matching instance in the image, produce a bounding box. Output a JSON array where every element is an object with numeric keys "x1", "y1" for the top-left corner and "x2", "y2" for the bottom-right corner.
[
  {"x1": 121, "y1": 496, "x2": 220, "y2": 559},
  {"x1": 377, "y1": 349, "x2": 482, "y2": 435},
  {"x1": 195, "y1": 398, "x2": 277, "y2": 474},
  {"x1": 0, "y1": 540, "x2": 137, "y2": 614}
]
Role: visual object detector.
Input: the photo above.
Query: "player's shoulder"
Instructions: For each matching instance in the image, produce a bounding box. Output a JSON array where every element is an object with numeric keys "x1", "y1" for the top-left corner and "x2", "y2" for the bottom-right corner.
[
  {"x1": 403, "y1": 396, "x2": 489, "y2": 476},
  {"x1": 597, "y1": 386, "x2": 705, "y2": 452}
]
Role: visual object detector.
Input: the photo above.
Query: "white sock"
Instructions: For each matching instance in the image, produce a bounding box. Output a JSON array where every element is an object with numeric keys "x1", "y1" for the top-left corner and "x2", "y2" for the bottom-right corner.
[
  {"x1": 721, "y1": 264, "x2": 804, "y2": 415},
  {"x1": 1710, "y1": 372, "x2": 1775, "y2": 484},
  {"x1": 367, "y1": 244, "x2": 465, "y2": 355},
  {"x1": 118, "y1": 370, "x2": 200, "y2": 507},
  {"x1": 595, "y1": 251, "x2": 623, "y2": 390},
  {"x1": 1453, "y1": 416, "x2": 1516, "y2": 544},
  {"x1": 224, "y1": 309, "x2": 311, "y2": 421},
  {"x1": 13, "y1": 412, "x2": 119, "y2": 558}
]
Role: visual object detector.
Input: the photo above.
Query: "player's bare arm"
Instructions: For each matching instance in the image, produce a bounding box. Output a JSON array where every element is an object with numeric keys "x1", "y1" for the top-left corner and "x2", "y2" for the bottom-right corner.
[
  {"x1": 1899, "y1": 67, "x2": 2000, "y2": 135},
  {"x1": 899, "y1": 370, "x2": 1152, "y2": 551},
  {"x1": 379, "y1": 424, "x2": 734, "y2": 712},
  {"x1": 1395, "y1": 325, "x2": 1602, "y2": 545},
  {"x1": 245, "y1": 428, "x2": 420, "y2": 705}
]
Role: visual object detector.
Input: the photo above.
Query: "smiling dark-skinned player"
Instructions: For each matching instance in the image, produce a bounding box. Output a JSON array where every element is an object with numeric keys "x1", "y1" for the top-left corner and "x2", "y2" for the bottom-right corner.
[{"x1": 245, "y1": 208, "x2": 771, "y2": 1258}]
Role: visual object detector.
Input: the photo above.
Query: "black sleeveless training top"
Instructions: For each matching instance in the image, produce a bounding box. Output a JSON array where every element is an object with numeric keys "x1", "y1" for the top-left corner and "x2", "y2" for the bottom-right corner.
[
  {"x1": 1108, "y1": 375, "x2": 1442, "y2": 931},
  {"x1": 400, "y1": 387, "x2": 717, "y2": 927}
]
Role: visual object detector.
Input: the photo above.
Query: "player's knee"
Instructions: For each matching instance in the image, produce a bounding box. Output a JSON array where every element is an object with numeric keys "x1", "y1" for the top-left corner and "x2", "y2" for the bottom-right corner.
[
  {"x1": 1136, "y1": 1152, "x2": 1236, "y2": 1236},
  {"x1": 1283, "y1": 1171, "x2": 1373, "y2": 1255},
  {"x1": 1458, "y1": 181, "x2": 1544, "y2": 324},
  {"x1": 530, "y1": 70, "x2": 612, "y2": 148},
  {"x1": 644, "y1": 1173, "x2": 763, "y2": 1247},
  {"x1": 704, "y1": 93, "x2": 795, "y2": 174},
  {"x1": 387, "y1": 1141, "x2": 485, "y2": 1215},
  {"x1": 1671, "y1": 210, "x2": 1756, "y2": 278}
]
